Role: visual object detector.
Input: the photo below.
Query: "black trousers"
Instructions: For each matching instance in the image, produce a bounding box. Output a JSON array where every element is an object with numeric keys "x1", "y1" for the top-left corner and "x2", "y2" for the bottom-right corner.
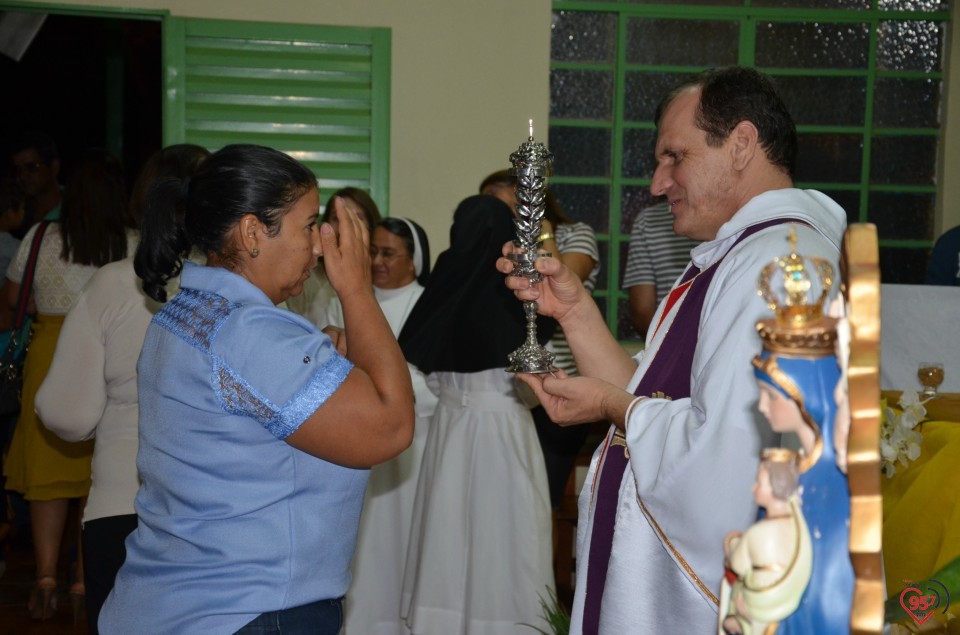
[{"x1": 82, "y1": 514, "x2": 138, "y2": 635}]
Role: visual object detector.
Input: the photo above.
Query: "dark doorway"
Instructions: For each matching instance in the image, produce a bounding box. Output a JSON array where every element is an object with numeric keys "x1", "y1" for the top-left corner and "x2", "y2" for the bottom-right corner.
[{"x1": 0, "y1": 10, "x2": 162, "y2": 188}]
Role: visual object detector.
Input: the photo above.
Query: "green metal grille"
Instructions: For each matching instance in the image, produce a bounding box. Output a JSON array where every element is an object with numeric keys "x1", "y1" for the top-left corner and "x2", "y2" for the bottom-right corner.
[{"x1": 550, "y1": 0, "x2": 950, "y2": 340}]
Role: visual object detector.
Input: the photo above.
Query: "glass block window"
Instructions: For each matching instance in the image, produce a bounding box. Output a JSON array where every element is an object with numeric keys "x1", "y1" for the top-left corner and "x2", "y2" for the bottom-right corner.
[{"x1": 550, "y1": 1, "x2": 950, "y2": 341}]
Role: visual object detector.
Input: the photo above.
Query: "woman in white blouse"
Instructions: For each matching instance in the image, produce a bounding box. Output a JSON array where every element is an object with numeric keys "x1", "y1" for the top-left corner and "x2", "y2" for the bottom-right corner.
[
  {"x1": 3, "y1": 148, "x2": 138, "y2": 622},
  {"x1": 33, "y1": 144, "x2": 209, "y2": 632}
]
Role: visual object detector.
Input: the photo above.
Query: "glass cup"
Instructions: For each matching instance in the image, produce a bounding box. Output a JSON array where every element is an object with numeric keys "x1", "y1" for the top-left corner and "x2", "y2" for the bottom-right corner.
[{"x1": 917, "y1": 362, "x2": 945, "y2": 398}]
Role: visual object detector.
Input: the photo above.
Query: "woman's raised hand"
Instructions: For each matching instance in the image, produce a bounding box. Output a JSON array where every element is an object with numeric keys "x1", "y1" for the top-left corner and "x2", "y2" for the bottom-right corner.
[
  {"x1": 321, "y1": 200, "x2": 372, "y2": 300},
  {"x1": 291, "y1": 199, "x2": 414, "y2": 467},
  {"x1": 334, "y1": 195, "x2": 365, "y2": 224}
]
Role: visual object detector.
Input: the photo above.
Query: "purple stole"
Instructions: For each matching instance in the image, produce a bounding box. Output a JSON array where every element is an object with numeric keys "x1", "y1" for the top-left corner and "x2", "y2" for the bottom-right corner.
[{"x1": 580, "y1": 218, "x2": 805, "y2": 633}]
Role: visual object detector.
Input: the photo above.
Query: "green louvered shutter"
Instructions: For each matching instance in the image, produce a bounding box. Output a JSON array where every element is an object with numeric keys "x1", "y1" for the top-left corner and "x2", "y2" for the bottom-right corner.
[{"x1": 163, "y1": 17, "x2": 391, "y2": 212}]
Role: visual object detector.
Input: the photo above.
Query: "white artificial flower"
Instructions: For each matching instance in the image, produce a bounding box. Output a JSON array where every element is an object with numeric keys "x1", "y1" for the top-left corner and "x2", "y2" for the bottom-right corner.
[
  {"x1": 880, "y1": 392, "x2": 927, "y2": 478},
  {"x1": 899, "y1": 389, "x2": 923, "y2": 408},
  {"x1": 880, "y1": 438, "x2": 898, "y2": 462},
  {"x1": 905, "y1": 438, "x2": 921, "y2": 461}
]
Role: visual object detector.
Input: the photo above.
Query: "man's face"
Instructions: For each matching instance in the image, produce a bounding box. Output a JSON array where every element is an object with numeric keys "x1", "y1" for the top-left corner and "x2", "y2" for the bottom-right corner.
[
  {"x1": 12, "y1": 147, "x2": 58, "y2": 198},
  {"x1": 650, "y1": 88, "x2": 739, "y2": 242}
]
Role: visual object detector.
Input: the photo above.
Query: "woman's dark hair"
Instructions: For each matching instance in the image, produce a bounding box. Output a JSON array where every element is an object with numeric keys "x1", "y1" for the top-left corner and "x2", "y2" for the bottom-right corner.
[
  {"x1": 321, "y1": 186, "x2": 382, "y2": 235},
  {"x1": 135, "y1": 144, "x2": 317, "y2": 302},
  {"x1": 655, "y1": 66, "x2": 797, "y2": 177},
  {"x1": 478, "y1": 168, "x2": 573, "y2": 226},
  {"x1": 478, "y1": 169, "x2": 514, "y2": 198},
  {"x1": 58, "y1": 148, "x2": 134, "y2": 267},
  {"x1": 378, "y1": 217, "x2": 431, "y2": 286},
  {"x1": 129, "y1": 144, "x2": 211, "y2": 224}
]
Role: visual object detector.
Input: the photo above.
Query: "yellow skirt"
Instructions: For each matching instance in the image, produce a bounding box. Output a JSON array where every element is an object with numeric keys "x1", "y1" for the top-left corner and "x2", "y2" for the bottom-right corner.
[{"x1": 3, "y1": 314, "x2": 93, "y2": 501}]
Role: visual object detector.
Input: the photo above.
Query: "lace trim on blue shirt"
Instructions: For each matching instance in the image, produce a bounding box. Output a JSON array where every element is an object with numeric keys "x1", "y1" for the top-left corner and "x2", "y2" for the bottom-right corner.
[
  {"x1": 154, "y1": 287, "x2": 238, "y2": 351},
  {"x1": 277, "y1": 354, "x2": 353, "y2": 437},
  {"x1": 155, "y1": 285, "x2": 354, "y2": 439},
  {"x1": 214, "y1": 354, "x2": 353, "y2": 439}
]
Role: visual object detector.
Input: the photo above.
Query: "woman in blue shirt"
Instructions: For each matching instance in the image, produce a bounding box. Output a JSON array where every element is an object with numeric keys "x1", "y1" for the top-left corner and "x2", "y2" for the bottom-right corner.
[{"x1": 98, "y1": 144, "x2": 414, "y2": 634}]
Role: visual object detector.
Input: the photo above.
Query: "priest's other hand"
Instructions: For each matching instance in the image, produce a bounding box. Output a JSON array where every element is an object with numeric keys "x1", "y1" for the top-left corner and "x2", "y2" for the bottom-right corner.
[{"x1": 516, "y1": 370, "x2": 635, "y2": 430}]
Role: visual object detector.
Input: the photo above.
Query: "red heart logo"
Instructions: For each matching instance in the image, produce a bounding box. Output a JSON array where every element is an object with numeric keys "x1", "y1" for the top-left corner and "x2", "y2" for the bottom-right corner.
[{"x1": 900, "y1": 586, "x2": 935, "y2": 625}]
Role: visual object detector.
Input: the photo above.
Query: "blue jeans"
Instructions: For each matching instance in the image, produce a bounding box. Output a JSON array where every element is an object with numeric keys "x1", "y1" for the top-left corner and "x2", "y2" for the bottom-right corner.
[{"x1": 233, "y1": 597, "x2": 344, "y2": 634}]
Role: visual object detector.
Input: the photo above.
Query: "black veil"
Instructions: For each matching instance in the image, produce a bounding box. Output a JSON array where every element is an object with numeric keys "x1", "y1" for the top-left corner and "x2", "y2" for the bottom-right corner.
[{"x1": 399, "y1": 194, "x2": 556, "y2": 374}]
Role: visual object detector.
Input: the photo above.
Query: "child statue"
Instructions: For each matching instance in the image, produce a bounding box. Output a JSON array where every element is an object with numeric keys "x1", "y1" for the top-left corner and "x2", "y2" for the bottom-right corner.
[
  {"x1": 719, "y1": 448, "x2": 813, "y2": 635},
  {"x1": 747, "y1": 228, "x2": 855, "y2": 633}
]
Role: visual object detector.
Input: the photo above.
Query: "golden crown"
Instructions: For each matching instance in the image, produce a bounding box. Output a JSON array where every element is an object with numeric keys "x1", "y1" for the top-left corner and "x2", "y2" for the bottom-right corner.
[
  {"x1": 760, "y1": 447, "x2": 799, "y2": 464},
  {"x1": 757, "y1": 227, "x2": 834, "y2": 327},
  {"x1": 756, "y1": 227, "x2": 837, "y2": 355}
]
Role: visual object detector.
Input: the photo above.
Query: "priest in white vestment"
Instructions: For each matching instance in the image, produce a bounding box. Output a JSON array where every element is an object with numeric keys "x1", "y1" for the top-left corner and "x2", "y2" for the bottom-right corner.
[{"x1": 499, "y1": 67, "x2": 846, "y2": 634}]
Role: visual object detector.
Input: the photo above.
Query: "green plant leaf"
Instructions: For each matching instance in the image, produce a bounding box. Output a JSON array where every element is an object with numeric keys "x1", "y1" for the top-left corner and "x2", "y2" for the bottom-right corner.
[{"x1": 519, "y1": 586, "x2": 570, "y2": 635}]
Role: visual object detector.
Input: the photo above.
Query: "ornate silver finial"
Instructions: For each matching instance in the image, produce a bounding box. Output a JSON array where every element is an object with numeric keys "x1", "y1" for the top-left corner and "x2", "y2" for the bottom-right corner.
[{"x1": 506, "y1": 121, "x2": 557, "y2": 374}]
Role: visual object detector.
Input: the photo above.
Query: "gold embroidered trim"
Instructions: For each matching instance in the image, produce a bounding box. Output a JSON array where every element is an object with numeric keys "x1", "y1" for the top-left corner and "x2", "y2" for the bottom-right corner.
[
  {"x1": 636, "y1": 495, "x2": 720, "y2": 606},
  {"x1": 610, "y1": 430, "x2": 629, "y2": 459}
]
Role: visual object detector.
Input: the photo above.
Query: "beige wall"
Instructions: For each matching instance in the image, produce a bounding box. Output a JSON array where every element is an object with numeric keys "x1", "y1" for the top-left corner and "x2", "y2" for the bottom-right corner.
[
  {"x1": 12, "y1": 0, "x2": 960, "y2": 245},
  {"x1": 14, "y1": 0, "x2": 552, "y2": 257}
]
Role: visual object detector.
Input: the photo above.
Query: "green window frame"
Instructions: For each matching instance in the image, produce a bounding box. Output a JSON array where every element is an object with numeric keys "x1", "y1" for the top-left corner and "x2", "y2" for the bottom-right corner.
[
  {"x1": 164, "y1": 17, "x2": 391, "y2": 212},
  {"x1": 549, "y1": 1, "x2": 950, "y2": 341}
]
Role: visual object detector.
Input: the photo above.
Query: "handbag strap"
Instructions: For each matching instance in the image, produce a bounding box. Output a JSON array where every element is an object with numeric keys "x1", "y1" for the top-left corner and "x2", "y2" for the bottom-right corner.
[{"x1": 13, "y1": 221, "x2": 51, "y2": 330}]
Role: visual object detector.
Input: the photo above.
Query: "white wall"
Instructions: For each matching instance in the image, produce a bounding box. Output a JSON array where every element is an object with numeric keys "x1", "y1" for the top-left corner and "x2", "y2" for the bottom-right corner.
[
  {"x1": 13, "y1": 0, "x2": 960, "y2": 246},
  {"x1": 13, "y1": 0, "x2": 552, "y2": 258}
]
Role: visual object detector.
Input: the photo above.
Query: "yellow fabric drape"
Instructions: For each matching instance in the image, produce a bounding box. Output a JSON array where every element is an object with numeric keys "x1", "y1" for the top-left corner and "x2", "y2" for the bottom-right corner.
[
  {"x1": 883, "y1": 419, "x2": 960, "y2": 586},
  {"x1": 3, "y1": 314, "x2": 93, "y2": 500},
  {"x1": 882, "y1": 395, "x2": 960, "y2": 626}
]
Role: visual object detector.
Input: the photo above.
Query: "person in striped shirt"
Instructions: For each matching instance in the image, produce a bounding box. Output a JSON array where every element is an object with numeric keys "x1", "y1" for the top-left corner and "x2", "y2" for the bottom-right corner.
[{"x1": 622, "y1": 199, "x2": 700, "y2": 339}]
